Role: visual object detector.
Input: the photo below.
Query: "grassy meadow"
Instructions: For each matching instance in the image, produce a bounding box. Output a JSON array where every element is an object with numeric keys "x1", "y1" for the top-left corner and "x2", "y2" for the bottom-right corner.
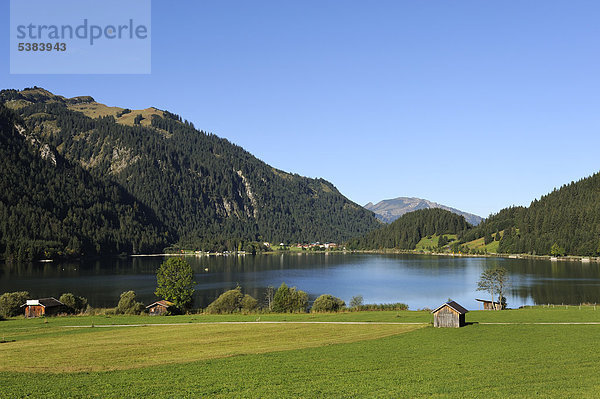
[
  {"x1": 415, "y1": 234, "x2": 458, "y2": 251},
  {"x1": 1, "y1": 307, "x2": 600, "y2": 397}
]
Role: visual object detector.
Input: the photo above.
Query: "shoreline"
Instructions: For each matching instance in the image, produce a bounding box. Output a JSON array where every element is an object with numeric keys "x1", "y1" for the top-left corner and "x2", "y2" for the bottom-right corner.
[{"x1": 131, "y1": 249, "x2": 600, "y2": 263}]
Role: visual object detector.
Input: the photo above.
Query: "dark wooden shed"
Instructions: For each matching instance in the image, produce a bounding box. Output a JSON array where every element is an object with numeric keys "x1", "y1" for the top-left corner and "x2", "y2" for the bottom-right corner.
[
  {"x1": 23, "y1": 298, "x2": 66, "y2": 318},
  {"x1": 476, "y1": 298, "x2": 501, "y2": 310},
  {"x1": 146, "y1": 300, "x2": 175, "y2": 316},
  {"x1": 431, "y1": 301, "x2": 468, "y2": 328}
]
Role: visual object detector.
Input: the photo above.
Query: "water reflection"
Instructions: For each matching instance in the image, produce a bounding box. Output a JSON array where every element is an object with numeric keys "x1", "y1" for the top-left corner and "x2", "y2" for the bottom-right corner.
[{"x1": 1, "y1": 254, "x2": 599, "y2": 310}]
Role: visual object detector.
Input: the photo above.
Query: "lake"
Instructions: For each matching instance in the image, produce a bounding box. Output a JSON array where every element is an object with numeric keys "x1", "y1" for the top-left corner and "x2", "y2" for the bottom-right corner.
[{"x1": 1, "y1": 253, "x2": 599, "y2": 310}]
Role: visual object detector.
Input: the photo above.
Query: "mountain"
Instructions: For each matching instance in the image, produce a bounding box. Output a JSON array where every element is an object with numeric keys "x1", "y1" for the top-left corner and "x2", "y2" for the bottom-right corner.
[
  {"x1": 364, "y1": 197, "x2": 482, "y2": 226},
  {"x1": 0, "y1": 103, "x2": 167, "y2": 260},
  {"x1": 347, "y1": 208, "x2": 471, "y2": 250},
  {"x1": 0, "y1": 87, "x2": 380, "y2": 255},
  {"x1": 459, "y1": 173, "x2": 600, "y2": 256}
]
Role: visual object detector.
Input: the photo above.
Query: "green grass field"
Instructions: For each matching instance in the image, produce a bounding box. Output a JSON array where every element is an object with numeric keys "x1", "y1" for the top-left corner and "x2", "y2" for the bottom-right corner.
[
  {"x1": 463, "y1": 231, "x2": 505, "y2": 253},
  {"x1": 1, "y1": 307, "x2": 600, "y2": 398},
  {"x1": 415, "y1": 234, "x2": 458, "y2": 251}
]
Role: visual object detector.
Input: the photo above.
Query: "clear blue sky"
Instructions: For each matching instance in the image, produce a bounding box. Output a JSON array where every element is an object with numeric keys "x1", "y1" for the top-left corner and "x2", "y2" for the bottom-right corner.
[{"x1": 2, "y1": 1, "x2": 599, "y2": 217}]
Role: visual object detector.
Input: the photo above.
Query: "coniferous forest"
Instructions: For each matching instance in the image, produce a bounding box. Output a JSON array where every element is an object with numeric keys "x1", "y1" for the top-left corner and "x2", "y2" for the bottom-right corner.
[
  {"x1": 0, "y1": 103, "x2": 166, "y2": 260},
  {"x1": 459, "y1": 173, "x2": 600, "y2": 256},
  {"x1": 347, "y1": 208, "x2": 470, "y2": 250},
  {"x1": 0, "y1": 88, "x2": 380, "y2": 259}
]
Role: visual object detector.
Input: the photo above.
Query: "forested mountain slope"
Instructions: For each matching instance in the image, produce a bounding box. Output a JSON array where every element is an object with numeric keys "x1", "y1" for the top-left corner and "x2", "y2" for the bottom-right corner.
[
  {"x1": 347, "y1": 208, "x2": 471, "y2": 250},
  {"x1": 0, "y1": 88, "x2": 380, "y2": 253},
  {"x1": 0, "y1": 104, "x2": 167, "y2": 260},
  {"x1": 459, "y1": 173, "x2": 600, "y2": 256}
]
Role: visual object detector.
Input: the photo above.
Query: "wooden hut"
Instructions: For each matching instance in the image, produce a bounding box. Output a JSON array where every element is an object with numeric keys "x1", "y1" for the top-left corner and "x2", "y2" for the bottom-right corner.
[
  {"x1": 22, "y1": 298, "x2": 66, "y2": 318},
  {"x1": 146, "y1": 300, "x2": 175, "y2": 316},
  {"x1": 431, "y1": 301, "x2": 468, "y2": 328},
  {"x1": 476, "y1": 298, "x2": 501, "y2": 310}
]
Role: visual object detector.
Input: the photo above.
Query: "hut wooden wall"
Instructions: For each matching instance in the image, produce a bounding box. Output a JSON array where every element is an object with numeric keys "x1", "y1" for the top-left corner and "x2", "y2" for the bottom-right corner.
[
  {"x1": 25, "y1": 306, "x2": 44, "y2": 318},
  {"x1": 433, "y1": 306, "x2": 460, "y2": 328}
]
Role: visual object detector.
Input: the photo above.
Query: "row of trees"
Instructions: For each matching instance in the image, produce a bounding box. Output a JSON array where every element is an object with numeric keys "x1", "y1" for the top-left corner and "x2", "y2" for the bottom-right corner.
[{"x1": 205, "y1": 283, "x2": 347, "y2": 314}]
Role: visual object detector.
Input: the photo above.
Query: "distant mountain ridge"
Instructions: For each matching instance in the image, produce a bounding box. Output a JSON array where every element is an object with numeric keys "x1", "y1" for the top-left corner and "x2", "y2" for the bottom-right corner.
[{"x1": 365, "y1": 197, "x2": 482, "y2": 226}]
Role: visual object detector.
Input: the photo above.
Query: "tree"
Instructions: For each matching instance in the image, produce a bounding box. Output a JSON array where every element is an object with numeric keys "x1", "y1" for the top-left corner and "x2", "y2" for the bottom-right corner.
[
  {"x1": 311, "y1": 294, "x2": 345, "y2": 312},
  {"x1": 484, "y1": 234, "x2": 494, "y2": 245},
  {"x1": 272, "y1": 283, "x2": 308, "y2": 313},
  {"x1": 0, "y1": 291, "x2": 30, "y2": 318},
  {"x1": 59, "y1": 293, "x2": 88, "y2": 314},
  {"x1": 264, "y1": 285, "x2": 275, "y2": 311},
  {"x1": 438, "y1": 235, "x2": 449, "y2": 248},
  {"x1": 495, "y1": 232, "x2": 501, "y2": 241},
  {"x1": 349, "y1": 295, "x2": 364, "y2": 308},
  {"x1": 155, "y1": 257, "x2": 195, "y2": 312},
  {"x1": 550, "y1": 243, "x2": 565, "y2": 257},
  {"x1": 116, "y1": 291, "x2": 145, "y2": 315},
  {"x1": 477, "y1": 267, "x2": 509, "y2": 310}
]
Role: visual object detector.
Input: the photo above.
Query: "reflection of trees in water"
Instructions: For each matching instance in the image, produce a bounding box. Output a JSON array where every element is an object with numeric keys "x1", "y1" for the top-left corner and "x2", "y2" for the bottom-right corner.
[
  {"x1": 502, "y1": 258, "x2": 600, "y2": 305},
  {"x1": 512, "y1": 281, "x2": 600, "y2": 305}
]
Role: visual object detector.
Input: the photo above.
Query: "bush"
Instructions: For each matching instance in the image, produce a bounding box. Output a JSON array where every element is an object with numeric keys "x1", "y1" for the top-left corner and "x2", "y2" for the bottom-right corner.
[
  {"x1": 205, "y1": 287, "x2": 259, "y2": 314},
  {"x1": 311, "y1": 294, "x2": 345, "y2": 312},
  {"x1": 352, "y1": 303, "x2": 409, "y2": 311},
  {"x1": 59, "y1": 293, "x2": 88, "y2": 314},
  {"x1": 115, "y1": 291, "x2": 145, "y2": 315},
  {"x1": 272, "y1": 283, "x2": 308, "y2": 313},
  {"x1": 0, "y1": 291, "x2": 30, "y2": 318},
  {"x1": 205, "y1": 287, "x2": 243, "y2": 314},
  {"x1": 241, "y1": 294, "x2": 258, "y2": 312}
]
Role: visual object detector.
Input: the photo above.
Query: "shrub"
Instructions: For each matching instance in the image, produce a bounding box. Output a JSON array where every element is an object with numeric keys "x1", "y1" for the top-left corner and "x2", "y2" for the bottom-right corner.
[
  {"x1": 352, "y1": 303, "x2": 409, "y2": 311},
  {"x1": 59, "y1": 293, "x2": 88, "y2": 314},
  {"x1": 0, "y1": 291, "x2": 30, "y2": 318},
  {"x1": 115, "y1": 291, "x2": 145, "y2": 315},
  {"x1": 241, "y1": 294, "x2": 258, "y2": 312},
  {"x1": 205, "y1": 287, "x2": 243, "y2": 314},
  {"x1": 205, "y1": 287, "x2": 259, "y2": 314},
  {"x1": 272, "y1": 283, "x2": 308, "y2": 313},
  {"x1": 311, "y1": 294, "x2": 345, "y2": 312}
]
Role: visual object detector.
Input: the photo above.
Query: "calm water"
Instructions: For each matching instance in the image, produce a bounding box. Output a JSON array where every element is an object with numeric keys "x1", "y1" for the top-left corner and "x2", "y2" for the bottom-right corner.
[{"x1": 1, "y1": 253, "x2": 599, "y2": 310}]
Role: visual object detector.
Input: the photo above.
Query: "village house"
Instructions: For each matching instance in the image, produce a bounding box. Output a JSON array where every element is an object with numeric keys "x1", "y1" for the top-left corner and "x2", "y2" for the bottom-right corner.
[
  {"x1": 431, "y1": 301, "x2": 469, "y2": 328},
  {"x1": 22, "y1": 298, "x2": 67, "y2": 318}
]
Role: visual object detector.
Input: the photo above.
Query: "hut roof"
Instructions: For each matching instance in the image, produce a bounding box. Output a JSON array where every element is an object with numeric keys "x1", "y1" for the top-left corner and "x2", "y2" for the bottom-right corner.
[
  {"x1": 22, "y1": 298, "x2": 64, "y2": 308},
  {"x1": 431, "y1": 301, "x2": 469, "y2": 314},
  {"x1": 146, "y1": 300, "x2": 174, "y2": 309},
  {"x1": 475, "y1": 298, "x2": 500, "y2": 304}
]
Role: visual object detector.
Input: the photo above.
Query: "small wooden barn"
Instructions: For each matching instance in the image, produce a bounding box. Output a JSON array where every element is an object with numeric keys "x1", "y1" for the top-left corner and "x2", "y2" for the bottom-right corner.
[
  {"x1": 22, "y1": 298, "x2": 66, "y2": 318},
  {"x1": 476, "y1": 298, "x2": 501, "y2": 310},
  {"x1": 431, "y1": 301, "x2": 469, "y2": 328},
  {"x1": 146, "y1": 300, "x2": 175, "y2": 316}
]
